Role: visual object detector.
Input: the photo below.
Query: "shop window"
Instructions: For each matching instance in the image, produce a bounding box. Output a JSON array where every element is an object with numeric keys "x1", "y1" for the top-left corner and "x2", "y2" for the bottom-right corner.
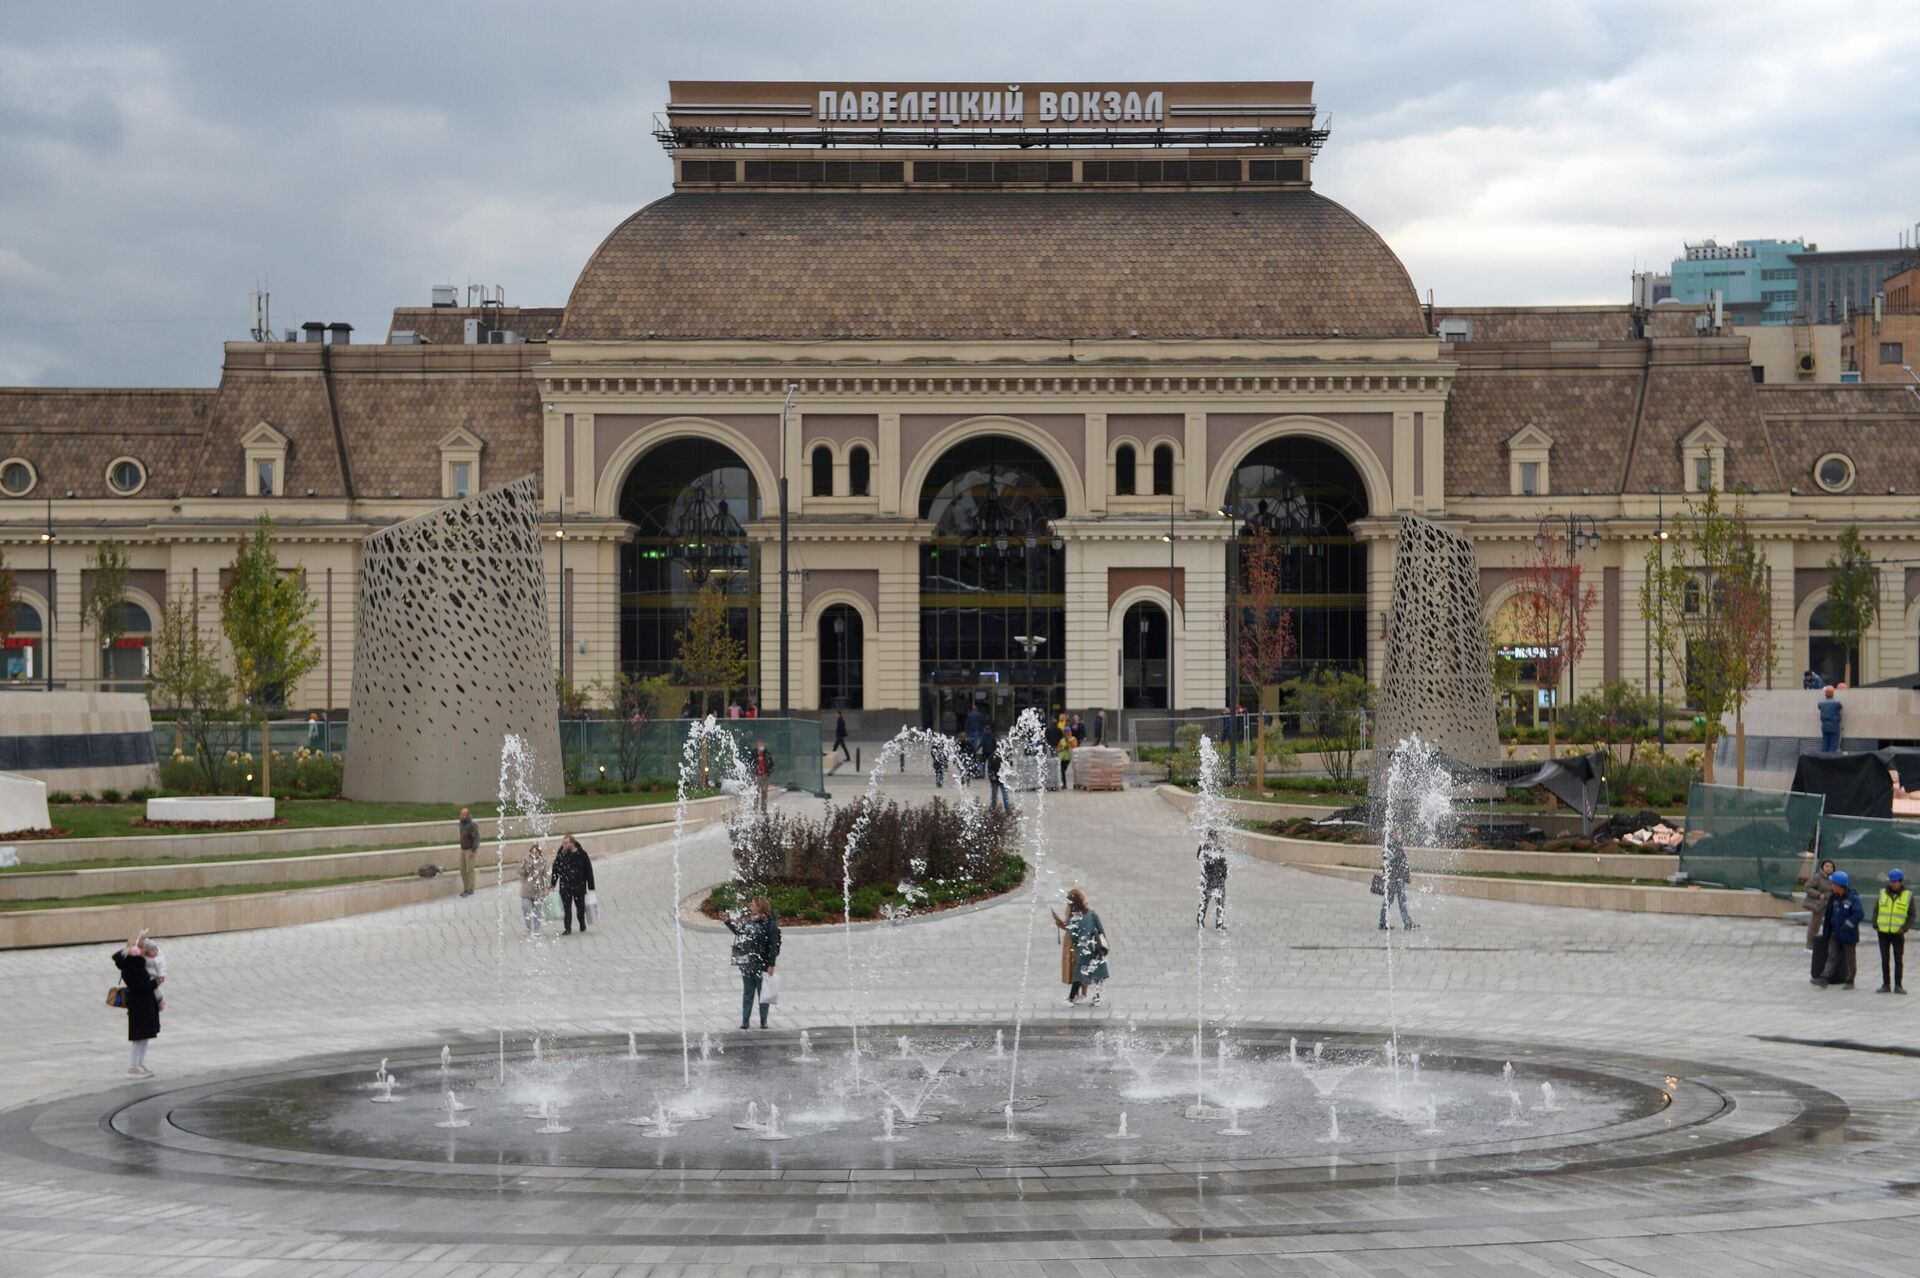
[
  {"x1": 1114, "y1": 445, "x2": 1137, "y2": 496},
  {"x1": 811, "y1": 445, "x2": 834, "y2": 497},
  {"x1": 1151, "y1": 444, "x2": 1175, "y2": 496},
  {"x1": 4, "y1": 601, "x2": 41, "y2": 680},
  {"x1": 848, "y1": 446, "x2": 871, "y2": 497}
]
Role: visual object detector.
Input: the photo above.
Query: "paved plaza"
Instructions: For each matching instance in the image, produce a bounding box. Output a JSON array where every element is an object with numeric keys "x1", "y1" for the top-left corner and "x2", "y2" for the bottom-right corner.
[{"x1": 3, "y1": 773, "x2": 1918, "y2": 1276}]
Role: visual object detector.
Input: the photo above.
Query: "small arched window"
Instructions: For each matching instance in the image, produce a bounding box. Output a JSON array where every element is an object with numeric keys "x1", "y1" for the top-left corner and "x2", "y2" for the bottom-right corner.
[
  {"x1": 1114, "y1": 444, "x2": 1137, "y2": 496},
  {"x1": 848, "y1": 445, "x2": 871, "y2": 497},
  {"x1": 811, "y1": 444, "x2": 834, "y2": 497},
  {"x1": 1151, "y1": 443, "x2": 1175, "y2": 496}
]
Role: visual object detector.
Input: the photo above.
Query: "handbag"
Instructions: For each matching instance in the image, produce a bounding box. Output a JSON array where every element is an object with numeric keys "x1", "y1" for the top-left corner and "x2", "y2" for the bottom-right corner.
[
  {"x1": 1368, "y1": 873, "x2": 1385, "y2": 896},
  {"x1": 106, "y1": 986, "x2": 127, "y2": 1008},
  {"x1": 584, "y1": 890, "x2": 601, "y2": 925},
  {"x1": 759, "y1": 971, "x2": 779, "y2": 1005},
  {"x1": 542, "y1": 890, "x2": 562, "y2": 921},
  {"x1": 1094, "y1": 931, "x2": 1110, "y2": 956}
]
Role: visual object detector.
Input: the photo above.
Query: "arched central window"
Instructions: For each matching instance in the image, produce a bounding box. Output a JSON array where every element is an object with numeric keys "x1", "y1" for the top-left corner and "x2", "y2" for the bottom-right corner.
[
  {"x1": 1226, "y1": 436, "x2": 1371, "y2": 680},
  {"x1": 1807, "y1": 601, "x2": 1859, "y2": 686},
  {"x1": 100, "y1": 600, "x2": 152, "y2": 693},
  {"x1": 1151, "y1": 443, "x2": 1175, "y2": 496},
  {"x1": 919, "y1": 435, "x2": 1067, "y2": 733},
  {"x1": 618, "y1": 437, "x2": 761, "y2": 703},
  {"x1": 1122, "y1": 601, "x2": 1169, "y2": 708},
  {"x1": 811, "y1": 444, "x2": 834, "y2": 498},
  {"x1": 819, "y1": 603, "x2": 864, "y2": 708}
]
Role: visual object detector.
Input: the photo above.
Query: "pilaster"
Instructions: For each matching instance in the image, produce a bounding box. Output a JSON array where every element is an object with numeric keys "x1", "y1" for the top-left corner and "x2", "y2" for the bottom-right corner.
[
  {"x1": 1182, "y1": 410, "x2": 1205, "y2": 513},
  {"x1": 877, "y1": 411, "x2": 901, "y2": 515},
  {"x1": 1085, "y1": 412, "x2": 1108, "y2": 515}
]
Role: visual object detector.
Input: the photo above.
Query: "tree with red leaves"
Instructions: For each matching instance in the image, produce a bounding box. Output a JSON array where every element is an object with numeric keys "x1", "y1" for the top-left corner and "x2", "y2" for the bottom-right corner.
[
  {"x1": 1510, "y1": 524, "x2": 1598, "y2": 753},
  {"x1": 1234, "y1": 534, "x2": 1295, "y2": 790}
]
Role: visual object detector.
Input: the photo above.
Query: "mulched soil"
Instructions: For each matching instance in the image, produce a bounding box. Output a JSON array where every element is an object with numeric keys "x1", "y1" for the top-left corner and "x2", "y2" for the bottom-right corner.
[
  {"x1": 698, "y1": 883, "x2": 1017, "y2": 927},
  {"x1": 0, "y1": 827, "x2": 76, "y2": 841}
]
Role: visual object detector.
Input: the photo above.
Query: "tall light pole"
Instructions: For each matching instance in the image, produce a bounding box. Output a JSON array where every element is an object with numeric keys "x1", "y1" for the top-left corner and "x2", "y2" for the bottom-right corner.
[
  {"x1": 40, "y1": 495, "x2": 56, "y2": 691},
  {"x1": 1653, "y1": 487, "x2": 1669, "y2": 747},
  {"x1": 555, "y1": 502, "x2": 567, "y2": 685},
  {"x1": 1219, "y1": 478, "x2": 1240, "y2": 781},
  {"x1": 1161, "y1": 493, "x2": 1177, "y2": 741},
  {"x1": 778, "y1": 383, "x2": 797, "y2": 718}
]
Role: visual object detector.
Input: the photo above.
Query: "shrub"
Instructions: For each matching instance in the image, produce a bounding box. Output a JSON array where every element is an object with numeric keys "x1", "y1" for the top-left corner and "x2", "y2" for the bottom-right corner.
[
  {"x1": 48, "y1": 791, "x2": 73, "y2": 804},
  {"x1": 130, "y1": 788, "x2": 156, "y2": 802},
  {"x1": 727, "y1": 796, "x2": 1016, "y2": 895},
  {"x1": 99, "y1": 788, "x2": 122, "y2": 803}
]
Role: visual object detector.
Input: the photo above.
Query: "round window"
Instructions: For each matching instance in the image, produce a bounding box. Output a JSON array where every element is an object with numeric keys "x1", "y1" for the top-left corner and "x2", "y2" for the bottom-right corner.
[
  {"x1": 1814, "y1": 453, "x2": 1855, "y2": 494},
  {"x1": 0, "y1": 458, "x2": 35, "y2": 497},
  {"x1": 107, "y1": 457, "x2": 146, "y2": 495}
]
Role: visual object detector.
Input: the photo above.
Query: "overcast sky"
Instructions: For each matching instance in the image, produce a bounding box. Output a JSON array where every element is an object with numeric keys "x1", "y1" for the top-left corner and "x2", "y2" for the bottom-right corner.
[{"x1": 3, "y1": 1, "x2": 1917, "y2": 387}]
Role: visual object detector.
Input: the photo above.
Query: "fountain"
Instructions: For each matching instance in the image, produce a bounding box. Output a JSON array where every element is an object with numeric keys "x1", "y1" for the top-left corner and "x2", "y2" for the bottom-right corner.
[
  {"x1": 435, "y1": 1091, "x2": 471, "y2": 1129},
  {"x1": 794, "y1": 1031, "x2": 815, "y2": 1062},
  {"x1": 1108, "y1": 1112, "x2": 1140, "y2": 1141},
  {"x1": 756, "y1": 1103, "x2": 790, "y2": 1141},
  {"x1": 533, "y1": 1100, "x2": 571, "y2": 1134},
  {"x1": 997, "y1": 709, "x2": 1053, "y2": 1116},
  {"x1": 439, "y1": 1045, "x2": 451, "y2": 1085},
  {"x1": 1218, "y1": 1105, "x2": 1250, "y2": 1137},
  {"x1": 493, "y1": 734, "x2": 557, "y2": 1091},
  {"x1": 1502, "y1": 1090, "x2": 1527, "y2": 1128},
  {"x1": 1540, "y1": 1082, "x2": 1559, "y2": 1112},
  {"x1": 732, "y1": 1101, "x2": 762, "y2": 1132},
  {"x1": 874, "y1": 1107, "x2": 907, "y2": 1143},
  {"x1": 626, "y1": 1031, "x2": 639, "y2": 1061},
  {"x1": 626, "y1": 1096, "x2": 679, "y2": 1137},
  {"x1": 671, "y1": 718, "x2": 754, "y2": 1090},
  {"x1": 991, "y1": 1030, "x2": 1005, "y2": 1059},
  {"x1": 1319, "y1": 1104, "x2": 1346, "y2": 1144},
  {"x1": 370, "y1": 1075, "x2": 400, "y2": 1104},
  {"x1": 988, "y1": 1101, "x2": 1024, "y2": 1144}
]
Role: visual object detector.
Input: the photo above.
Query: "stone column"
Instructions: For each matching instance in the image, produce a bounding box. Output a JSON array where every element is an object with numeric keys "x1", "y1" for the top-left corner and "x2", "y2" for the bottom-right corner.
[
  {"x1": 877, "y1": 411, "x2": 901, "y2": 516},
  {"x1": 875, "y1": 542, "x2": 921, "y2": 713},
  {"x1": 1085, "y1": 412, "x2": 1108, "y2": 515}
]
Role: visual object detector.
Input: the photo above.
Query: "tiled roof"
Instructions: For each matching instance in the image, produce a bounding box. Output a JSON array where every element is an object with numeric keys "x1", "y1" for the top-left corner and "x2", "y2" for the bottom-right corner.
[
  {"x1": 1433, "y1": 306, "x2": 1704, "y2": 343},
  {"x1": 387, "y1": 307, "x2": 564, "y2": 346},
  {"x1": 194, "y1": 371, "x2": 342, "y2": 498},
  {"x1": 1442, "y1": 367, "x2": 1644, "y2": 496},
  {"x1": 0, "y1": 388, "x2": 212, "y2": 499},
  {"x1": 560, "y1": 190, "x2": 1428, "y2": 341},
  {"x1": 1758, "y1": 383, "x2": 1920, "y2": 494},
  {"x1": 1621, "y1": 361, "x2": 1782, "y2": 494},
  {"x1": 332, "y1": 375, "x2": 542, "y2": 497}
]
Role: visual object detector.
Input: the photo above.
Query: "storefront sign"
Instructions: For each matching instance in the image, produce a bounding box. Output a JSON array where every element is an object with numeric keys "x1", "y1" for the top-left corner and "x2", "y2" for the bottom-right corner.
[{"x1": 667, "y1": 81, "x2": 1315, "y2": 132}]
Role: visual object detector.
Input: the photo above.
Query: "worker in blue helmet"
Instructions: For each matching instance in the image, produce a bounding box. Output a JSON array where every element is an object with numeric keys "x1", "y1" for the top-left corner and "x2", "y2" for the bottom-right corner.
[
  {"x1": 1814, "y1": 870, "x2": 1864, "y2": 989},
  {"x1": 1875, "y1": 869, "x2": 1911, "y2": 994}
]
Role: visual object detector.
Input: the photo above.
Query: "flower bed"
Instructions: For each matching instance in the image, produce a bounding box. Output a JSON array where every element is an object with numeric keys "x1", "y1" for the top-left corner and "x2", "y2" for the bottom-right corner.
[{"x1": 130, "y1": 816, "x2": 293, "y2": 832}]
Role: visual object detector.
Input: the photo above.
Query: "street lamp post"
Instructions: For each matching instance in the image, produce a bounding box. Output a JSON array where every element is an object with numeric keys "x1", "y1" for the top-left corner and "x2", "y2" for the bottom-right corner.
[
  {"x1": 779, "y1": 383, "x2": 797, "y2": 718},
  {"x1": 555, "y1": 503, "x2": 567, "y2": 687},
  {"x1": 40, "y1": 495, "x2": 56, "y2": 691},
  {"x1": 1161, "y1": 494, "x2": 1177, "y2": 742},
  {"x1": 1219, "y1": 478, "x2": 1240, "y2": 781},
  {"x1": 1653, "y1": 487, "x2": 1669, "y2": 747}
]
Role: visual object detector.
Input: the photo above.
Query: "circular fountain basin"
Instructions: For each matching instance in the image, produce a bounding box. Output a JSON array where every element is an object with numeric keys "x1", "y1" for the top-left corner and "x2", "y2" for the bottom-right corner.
[
  {"x1": 145, "y1": 795, "x2": 276, "y2": 823},
  {"x1": 159, "y1": 1026, "x2": 1680, "y2": 1173}
]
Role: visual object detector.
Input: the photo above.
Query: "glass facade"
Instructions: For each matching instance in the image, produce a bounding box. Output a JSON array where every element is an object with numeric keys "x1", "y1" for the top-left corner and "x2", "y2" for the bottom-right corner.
[
  {"x1": 617, "y1": 437, "x2": 760, "y2": 697},
  {"x1": 918, "y1": 435, "x2": 1066, "y2": 733},
  {"x1": 1226, "y1": 436, "x2": 1370, "y2": 681}
]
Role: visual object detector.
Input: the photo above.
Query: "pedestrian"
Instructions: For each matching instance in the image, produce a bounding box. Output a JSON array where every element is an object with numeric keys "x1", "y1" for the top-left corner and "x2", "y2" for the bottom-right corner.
[
  {"x1": 746, "y1": 697, "x2": 759, "y2": 719},
  {"x1": 457, "y1": 807, "x2": 481, "y2": 897},
  {"x1": 728, "y1": 699, "x2": 742, "y2": 719},
  {"x1": 1056, "y1": 729, "x2": 1075, "y2": 790},
  {"x1": 1071, "y1": 713, "x2": 1086, "y2": 745},
  {"x1": 1875, "y1": 868, "x2": 1912, "y2": 994},
  {"x1": 1818, "y1": 685, "x2": 1843, "y2": 752},
  {"x1": 833, "y1": 710, "x2": 852, "y2": 763},
  {"x1": 751, "y1": 739, "x2": 776, "y2": 810},
  {"x1": 965, "y1": 703, "x2": 985, "y2": 752},
  {"x1": 519, "y1": 843, "x2": 550, "y2": 934},
  {"x1": 111, "y1": 929, "x2": 161, "y2": 1077},
  {"x1": 1050, "y1": 886, "x2": 1110, "y2": 1006},
  {"x1": 1377, "y1": 831, "x2": 1417, "y2": 931},
  {"x1": 306, "y1": 711, "x2": 324, "y2": 750},
  {"x1": 1093, "y1": 708, "x2": 1105, "y2": 747},
  {"x1": 725, "y1": 896, "x2": 781, "y2": 1029},
  {"x1": 1804, "y1": 857, "x2": 1836, "y2": 979},
  {"x1": 143, "y1": 935, "x2": 168, "y2": 1014},
  {"x1": 1197, "y1": 828, "x2": 1229, "y2": 928},
  {"x1": 1044, "y1": 715, "x2": 1065, "y2": 775},
  {"x1": 982, "y1": 724, "x2": 1013, "y2": 812},
  {"x1": 551, "y1": 835, "x2": 595, "y2": 935},
  {"x1": 1814, "y1": 869, "x2": 1864, "y2": 988}
]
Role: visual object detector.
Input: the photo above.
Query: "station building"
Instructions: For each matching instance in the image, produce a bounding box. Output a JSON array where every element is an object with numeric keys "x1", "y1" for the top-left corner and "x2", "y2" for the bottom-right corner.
[{"x1": 4, "y1": 80, "x2": 1920, "y2": 734}]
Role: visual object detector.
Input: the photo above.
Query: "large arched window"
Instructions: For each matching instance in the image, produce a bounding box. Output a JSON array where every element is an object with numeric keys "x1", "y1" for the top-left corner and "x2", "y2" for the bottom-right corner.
[
  {"x1": 811, "y1": 444, "x2": 834, "y2": 498},
  {"x1": 848, "y1": 445, "x2": 871, "y2": 497},
  {"x1": 1226, "y1": 435, "x2": 1371, "y2": 679},
  {"x1": 919, "y1": 435, "x2": 1067, "y2": 734},
  {"x1": 1122, "y1": 600, "x2": 1169, "y2": 709},
  {"x1": 100, "y1": 601, "x2": 152, "y2": 693},
  {"x1": 819, "y1": 604, "x2": 864, "y2": 709},
  {"x1": 1151, "y1": 443, "x2": 1175, "y2": 496},
  {"x1": 4, "y1": 600, "x2": 41, "y2": 681},
  {"x1": 618, "y1": 437, "x2": 760, "y2": 705},
  {"x1": 1807, "y1": 601, "x2": 1859, "y2": 686},
  {"x1": 1114, "y1": 444, "x2": 1137, "y2": 496}
]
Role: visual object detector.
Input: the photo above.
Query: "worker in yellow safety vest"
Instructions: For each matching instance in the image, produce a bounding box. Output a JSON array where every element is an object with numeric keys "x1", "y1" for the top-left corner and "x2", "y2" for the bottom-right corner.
[{"x1": 1875, "y1": 868, "x2": 1912, "y2": 995}]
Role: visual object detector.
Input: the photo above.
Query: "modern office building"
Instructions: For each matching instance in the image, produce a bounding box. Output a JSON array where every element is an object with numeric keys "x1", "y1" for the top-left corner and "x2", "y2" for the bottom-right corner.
[
  {"x1": 5, "y1": 79, "x2": 1920, "y2": 732},
  {"x1": 1794, "y1": 246, "x2": 1917, "y2": 324},
  {"x1": 1667, "y1": 239, "x2": 1805, "y2": 325}
]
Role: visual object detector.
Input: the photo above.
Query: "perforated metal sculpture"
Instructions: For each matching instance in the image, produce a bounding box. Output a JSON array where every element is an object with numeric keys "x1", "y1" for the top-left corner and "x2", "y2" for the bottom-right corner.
[
  {"x1": 342, "y1": 475, "x2": 564, "y2": 802},
  {"x1": 1374, "y1": 514, "x2": 1499, "y2": 768}
]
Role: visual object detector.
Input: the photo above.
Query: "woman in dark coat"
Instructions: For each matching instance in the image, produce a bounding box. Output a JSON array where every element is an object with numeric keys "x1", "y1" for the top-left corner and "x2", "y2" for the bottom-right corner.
[
  {"x1": 1378, "y1": 833, "x2": 1417, "y2": 931},
  {"x1": 725, "y1": 896, "x2": 782, "y2": 1029},
  {"x1": 112, "y1": 929, "x2": 161, "y2": 1076}
]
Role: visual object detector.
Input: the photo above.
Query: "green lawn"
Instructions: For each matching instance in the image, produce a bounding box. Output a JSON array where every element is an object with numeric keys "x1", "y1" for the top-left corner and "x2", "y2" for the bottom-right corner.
[
  {"x1": 0, "y1": 873, "x2": 404, "y2": 912},
  {"x1": 0, "y1": 841, "x2": 445, "y2": 874},
  {"x1": 40, "y1": 791, "x2": 682, "y2": 841}
]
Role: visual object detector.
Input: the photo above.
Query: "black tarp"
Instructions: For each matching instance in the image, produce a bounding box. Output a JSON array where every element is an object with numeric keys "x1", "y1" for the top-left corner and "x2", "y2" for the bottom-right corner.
[
  {"x1": 1366, "y1": 748, "x2": 1610, "y2": 834},
  {"x1": 1789, "y1": 751, "x2": 1893, "y2": 819},
  {"x1": 1873, "y1": 748, "x2": 1920, "y2": 793}
]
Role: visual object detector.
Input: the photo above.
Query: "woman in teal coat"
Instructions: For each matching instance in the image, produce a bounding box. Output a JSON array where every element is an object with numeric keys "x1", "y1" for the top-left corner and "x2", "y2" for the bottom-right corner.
[{"x1": 1050, "y1": 886, "x2": 1109, "y2": 1007}]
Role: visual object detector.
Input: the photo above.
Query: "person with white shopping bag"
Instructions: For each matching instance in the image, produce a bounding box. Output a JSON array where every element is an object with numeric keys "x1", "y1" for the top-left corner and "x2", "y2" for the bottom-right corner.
[{"x1": 724, "y1": 895, "x2": 782, "y2": 1029}]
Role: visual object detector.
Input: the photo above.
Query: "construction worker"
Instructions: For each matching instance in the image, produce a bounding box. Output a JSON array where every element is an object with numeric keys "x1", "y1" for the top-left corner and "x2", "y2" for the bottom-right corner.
[{"x1": 1875, "y1": 868, "x2": 1912, "y2": 994}]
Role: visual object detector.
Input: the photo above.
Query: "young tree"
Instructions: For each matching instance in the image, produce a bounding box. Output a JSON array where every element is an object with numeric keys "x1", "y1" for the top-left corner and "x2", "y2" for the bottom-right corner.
[
  {"x1": 221, "y1": 515, "x2": 321, "y2": 796},
  {"x1": 1823, "y1": 524, "x2": 1878, "y2": 684},
  {"x1": 148, "y1": 592, "x2": 230, "y2": 784},
  {"x1": 83, "y1": 541, "x2": 130, "y2": 685},
  {"x1": 1233, "y1": 535, "x2": 1295, "y2": 792},
  {"x1": 1647, "y1": 489, "x2": 1777, "y2": 784},
  {"x1": 674, "y1": 580, "x2": 748, "y2": 717},
  {"x1": 1509, "y1": 526, "x2": 1597, "y2": 752},
  {"x1": 0, "y1": 544, "x2": 16, "y2": 660},
  {"x1": 598, "y1": 670, "x2": 675, "y2": 784},
  {"x1": 1283, "y1": 668, "x2": 1373, "y2": 783}
]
